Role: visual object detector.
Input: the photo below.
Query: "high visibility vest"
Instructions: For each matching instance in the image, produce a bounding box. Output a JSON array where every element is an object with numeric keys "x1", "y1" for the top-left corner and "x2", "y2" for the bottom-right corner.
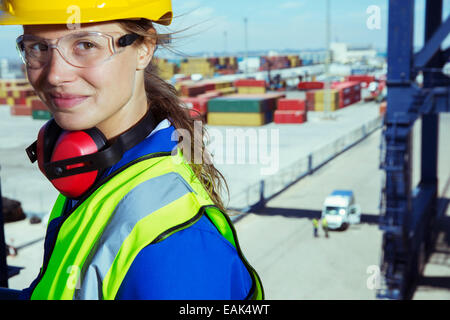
[
  {"x1": 312, "y1": 219, "x2": 319, "y2": 228},
  {"x1": 30, "y1": 149, "x2": 264, "y2": 300}
]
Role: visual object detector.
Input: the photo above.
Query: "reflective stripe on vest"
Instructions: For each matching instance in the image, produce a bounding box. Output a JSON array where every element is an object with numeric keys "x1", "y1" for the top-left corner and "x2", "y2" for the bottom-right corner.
[{"x1": 31, "y1": 149, "x2": 264, "y2": 300}]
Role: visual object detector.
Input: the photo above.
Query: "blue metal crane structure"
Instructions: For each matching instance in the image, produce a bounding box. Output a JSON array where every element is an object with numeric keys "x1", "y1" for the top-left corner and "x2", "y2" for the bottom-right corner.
[{"x1": 378, "y1": 0, "x2": 450, "y2": 299}]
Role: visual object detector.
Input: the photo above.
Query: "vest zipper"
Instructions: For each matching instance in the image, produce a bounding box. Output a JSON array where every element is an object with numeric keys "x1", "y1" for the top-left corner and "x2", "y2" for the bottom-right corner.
[{"x1": 30, "y1": 151, "x2": 172, "y2": 298}]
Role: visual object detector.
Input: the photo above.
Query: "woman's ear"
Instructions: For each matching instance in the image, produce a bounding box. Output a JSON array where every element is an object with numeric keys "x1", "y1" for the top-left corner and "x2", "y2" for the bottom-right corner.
[{"x1": 136, "y1": 28, "x2": 157, "y2": 70}]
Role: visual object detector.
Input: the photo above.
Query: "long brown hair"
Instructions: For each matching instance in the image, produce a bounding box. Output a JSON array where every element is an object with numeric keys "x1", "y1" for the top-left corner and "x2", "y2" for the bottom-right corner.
[{"x1": 117, "y1": 18, "x2": 230, "y2": 213}]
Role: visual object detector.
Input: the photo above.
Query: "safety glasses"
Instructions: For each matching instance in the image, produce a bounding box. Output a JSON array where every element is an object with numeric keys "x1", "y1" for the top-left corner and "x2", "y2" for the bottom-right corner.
[{"x1": 16, "y1": 31, "x2": 140, "y2": 69}]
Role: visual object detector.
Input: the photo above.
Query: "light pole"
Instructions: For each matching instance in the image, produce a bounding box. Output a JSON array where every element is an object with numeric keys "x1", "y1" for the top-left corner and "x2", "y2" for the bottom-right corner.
[
  {"x1": 323, "y1": 0, "x2": 332, "y2": 119},
  {"x1": 224, "y1": 30, "x2": 228, "y2": 56},
  {"x1": 244, "y1": 17, "x2": 249, "y2": 75}
]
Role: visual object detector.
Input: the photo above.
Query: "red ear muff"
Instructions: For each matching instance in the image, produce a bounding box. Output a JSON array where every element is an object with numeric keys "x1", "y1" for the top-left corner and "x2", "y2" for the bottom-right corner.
[
  {"x1": 26, "y1": 108, "x2": 157, "y2": 199},
  {"x1": 50, "y1": 130, "x2": 107, "y2": 199}
]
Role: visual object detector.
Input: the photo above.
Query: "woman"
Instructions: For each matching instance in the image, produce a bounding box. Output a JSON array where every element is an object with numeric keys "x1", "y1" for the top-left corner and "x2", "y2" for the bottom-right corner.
[{"x1": 0, "y1": 0, "x2": 263, "y2": 300}]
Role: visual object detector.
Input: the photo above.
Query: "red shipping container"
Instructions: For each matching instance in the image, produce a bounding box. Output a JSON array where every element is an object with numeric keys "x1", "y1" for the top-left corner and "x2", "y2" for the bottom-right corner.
[
  {"x1": 274, "y1": 110, "x2": 306, "y2": 124},
  {"x1": 14, "y1": 97, "x2": 27, "y2": 105},
  {"x1": 331, "y1": 82, "x2": 353, "y2": 96},
  {"x1": 31, "y1": 98, "x2": 48, "y2": 110},
  {"x1": 201, "y1": 83, "x2": 216, "y2": 92},
  {"x1": 352, "y1": 83, "x2": 361, "y2": 95},
  {"x1": 181, "y1": 84, "x2": 207, "y2": 97},
  {"x1": 10, "y1": 105, "x2": 32, "y2": 116},
  {"x1": 0, "y1": 98, "x2": 7, "y2": 105},
  {"x1": 181, "y1": 97, "x2": 208, "y2": 115},
  {"x1": 352, "y1": 92, "x2": 361, "y2": 103},
  {"x1": 297, "y1": 82, "x2": 324, "y2": 90},
  {"x1": 189, "y1": 109, "x2": 206, "y2": 122},
  {"x1": 234, "y1": 79, "x2": 266, "y2": 88},
  {"x1": 277, "y1": 99, "x2": 306, "y2": 111},
  {"x1": 306, "y1": 91, "x2": 316, "y2": 111},
  {"x1": 340, "y1": 97, "x2": 352, "y2": 108},
  {"x1": 345, "y1": 75, "x2": 375, "y2": 88}
]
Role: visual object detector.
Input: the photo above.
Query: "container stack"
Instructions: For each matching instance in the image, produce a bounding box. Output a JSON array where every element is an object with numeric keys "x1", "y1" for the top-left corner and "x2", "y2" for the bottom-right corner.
[
  {"x1": 215, "y1": 56, "x2": 238, "y2": 75},
  {"x1": 181, "y1": 91, "x2": 222, "y2": 123},
  {"x1": 306, "y1": 89, "x2": 340, "y2": 112},
  {"x1": 154, "y1": 58, "x2": 177, "y2": 80},
  {"x1": 213, "y1": 80, "x2": 236, "y2": 95},
  {"x1": 178, "y1": 79, "x2": 238, "y2": 122},
  {"x1": 179, "y1": 58, "x2": 215, "y2": 77},
  {"x1": 178, "y1": 80, "x2": 235, "y2": 97},
  {"x1": 287, "y1": 55, "x2": 303, "y2": 68},
  {"x1": 180, "y1": 82, "x2": 216, "y2": 97},
  {"x1": 331, "y1": 81, "x2": 361, "y2": 108},
  {"x1": 274, "y1": 99, "x2": 307, "y2": 124},
  {"x1": 259, "y1": 56, "x2": 291, "y2": 71},
  {"x1": 0, "y1": 79, "x2": 37, "y2": 116},
  {"x1": 207, "y1": 93, "x2": 285, "y2": 126},
  {"x1": 234, "y1": 79, "x2": 266, "y2": 94}
]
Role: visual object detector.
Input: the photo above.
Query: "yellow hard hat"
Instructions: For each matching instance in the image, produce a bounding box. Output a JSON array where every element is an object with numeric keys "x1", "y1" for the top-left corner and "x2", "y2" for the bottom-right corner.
[{"x1": 0, "y1": 0, "x2": 172, "y2": 26}]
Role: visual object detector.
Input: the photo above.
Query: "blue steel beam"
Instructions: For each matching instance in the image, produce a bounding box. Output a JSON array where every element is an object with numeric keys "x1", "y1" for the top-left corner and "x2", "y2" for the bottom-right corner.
[
  {"x1": 414, "y1": 15, "x2": 450, "y2": 69},
  {"x1": 379, "y1": 0, "x2": 449, "y2": 300},
  {"x1": 378, "y1": 0, "x2": 416, "y2": 300}
]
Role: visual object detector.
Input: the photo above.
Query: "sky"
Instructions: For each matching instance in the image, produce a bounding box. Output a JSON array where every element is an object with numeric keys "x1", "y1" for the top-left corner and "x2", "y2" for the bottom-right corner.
[{"x1": 0, "y1": 0, "x2": 449, "y2": 60}]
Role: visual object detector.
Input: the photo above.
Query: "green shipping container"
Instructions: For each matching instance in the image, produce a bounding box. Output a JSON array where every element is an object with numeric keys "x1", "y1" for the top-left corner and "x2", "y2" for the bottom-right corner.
[
  {"x1": 208, "y1": 97, "x2": 271, "y2": 113},
  {"x1": 32, "y1": 109, "x2": 52, "y2": 120}
]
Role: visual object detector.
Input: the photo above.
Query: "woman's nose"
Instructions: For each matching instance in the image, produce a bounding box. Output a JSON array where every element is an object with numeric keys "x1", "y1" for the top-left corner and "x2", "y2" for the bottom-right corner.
[{"x1": 44, "y1": 47, "x2": 77, "y2": 86}]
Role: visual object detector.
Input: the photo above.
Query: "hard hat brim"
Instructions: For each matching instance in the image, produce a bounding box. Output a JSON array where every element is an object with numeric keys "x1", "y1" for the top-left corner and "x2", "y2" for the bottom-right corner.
[{"x1": 0, "y1": 0, "x2": 172, "y2": 26}]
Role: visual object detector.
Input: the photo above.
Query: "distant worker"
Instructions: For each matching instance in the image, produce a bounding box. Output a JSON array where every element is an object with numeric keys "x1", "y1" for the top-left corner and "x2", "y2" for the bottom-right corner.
[
  {"x1": 312, "y1": 218, "x2": 319, "y2": 238},
  {"x1": 0, "y1": 0, "x2": 263, "y2": 300},
  {"x1": 322, "y1": 218, "x2": 329, "y2": 238}
]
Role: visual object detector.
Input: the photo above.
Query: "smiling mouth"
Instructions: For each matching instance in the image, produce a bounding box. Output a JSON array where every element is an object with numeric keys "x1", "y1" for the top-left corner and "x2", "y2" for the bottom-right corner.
[{"x1": 50, "y1": 95, "x2": 90, "y2": 109}]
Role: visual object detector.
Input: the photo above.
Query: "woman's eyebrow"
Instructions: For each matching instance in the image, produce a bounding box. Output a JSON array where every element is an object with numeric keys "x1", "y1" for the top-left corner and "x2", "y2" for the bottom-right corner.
[{"x1": 21, "y1": 31, "x2": 97, "y2": 40}]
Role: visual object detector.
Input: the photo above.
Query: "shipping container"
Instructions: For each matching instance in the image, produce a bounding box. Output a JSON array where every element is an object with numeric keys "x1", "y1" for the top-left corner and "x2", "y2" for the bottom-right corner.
[
  {"x1": 32, "y1": 109, "x2": 52, "y2": 120},
  {"x1": 208, "y1": 96, "x2": 272, "y2": 113},
  {"x1": 207, "y1": 111, "x2": 271, "y2": 126},
  {"x1": 10, "y1": 105, "x2": 32, "y2": 116},
  {"x1": 234, "y1": 79, "x2": 266, "y2": 88},
  {"x1": 237, "y1": 87, "x2": 266, "y2": 94},
  {"x1": 345, "y1": 75, "x2": 375, "y2": 88},
  {"x1": 31, "y1": 98, "x2": 48, "y2": 110},
  {"x1": 274, "y1": 110, "x2": 306, "y2": 124},
  {"x1": 277, "y1": 99, "x2": 306, "y2": 111},
  {"x1": 208, "y1": 93, "x2": 285, "y2": 113},
  {"x1": 297, "y1": 81, "x2": 325, "y2": 90}
]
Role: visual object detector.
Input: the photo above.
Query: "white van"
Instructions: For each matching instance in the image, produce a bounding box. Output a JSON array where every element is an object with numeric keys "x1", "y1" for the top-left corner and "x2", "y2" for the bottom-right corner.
[{"x1": 321, "y1": 190, "x2": 361, "y2": 230}]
